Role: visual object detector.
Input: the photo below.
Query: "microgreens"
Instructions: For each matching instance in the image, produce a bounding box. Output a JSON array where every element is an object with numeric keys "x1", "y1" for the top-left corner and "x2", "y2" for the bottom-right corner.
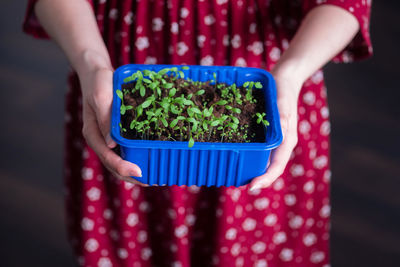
[
  {"x1": 255, "y1": 112, "x2": 270, "y2": 127},
  {"x1": 118, "y1": 66, "x2": 268, "y2": 147}
]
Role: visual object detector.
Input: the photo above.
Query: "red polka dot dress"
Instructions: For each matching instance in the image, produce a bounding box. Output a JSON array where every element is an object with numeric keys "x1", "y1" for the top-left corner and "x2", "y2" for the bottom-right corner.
[{"x1": 24, "y1": 0, "x2": 372, "y2": 266}]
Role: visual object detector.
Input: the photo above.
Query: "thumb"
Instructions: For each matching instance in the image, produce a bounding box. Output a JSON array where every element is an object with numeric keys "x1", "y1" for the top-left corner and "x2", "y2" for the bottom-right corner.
[{"x1": 92, "y1": 69, "x2": 117, "y2": 148}]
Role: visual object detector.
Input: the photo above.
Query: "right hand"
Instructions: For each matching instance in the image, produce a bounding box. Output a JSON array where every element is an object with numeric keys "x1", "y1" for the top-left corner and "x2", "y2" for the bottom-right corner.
[{"x1": 78, "y1": 63, "x2": 146, "y2": 186}]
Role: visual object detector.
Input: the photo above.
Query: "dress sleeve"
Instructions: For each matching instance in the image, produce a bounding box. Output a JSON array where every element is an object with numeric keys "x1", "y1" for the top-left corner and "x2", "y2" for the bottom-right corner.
[
  {"x1": 23, "y1": 0, "x2": 95, "y2": 39},
  {"x1": 303, "y1": 0, "x2": 373, "y2": 63},
  {"x1": 23, "y1": 0, "x2": 49, "y2": 39}
]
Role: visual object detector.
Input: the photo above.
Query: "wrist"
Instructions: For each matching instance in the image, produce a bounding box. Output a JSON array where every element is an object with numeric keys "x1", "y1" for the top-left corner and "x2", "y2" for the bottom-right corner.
[
  {"x1": 272, "y1": 59, "x2": 305, "y2": 86},
  {"x1": 271, "y1": 59, "x2": 305, "y2": 99},
  {"x1": 73, "y1": 49, "x2": 112, "y2": 76}
]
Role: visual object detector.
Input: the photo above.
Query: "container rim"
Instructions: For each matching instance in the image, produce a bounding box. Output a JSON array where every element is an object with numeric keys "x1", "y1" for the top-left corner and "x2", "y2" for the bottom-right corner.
[{"x1": 111, "y1": 64, "x2": 283, "y2": 151}]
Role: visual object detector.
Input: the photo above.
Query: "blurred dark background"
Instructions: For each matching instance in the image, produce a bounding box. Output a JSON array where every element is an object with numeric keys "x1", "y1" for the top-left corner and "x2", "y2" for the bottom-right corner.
[{"x1": 0, "y1": 1, "x2": 399, "y2": 266}]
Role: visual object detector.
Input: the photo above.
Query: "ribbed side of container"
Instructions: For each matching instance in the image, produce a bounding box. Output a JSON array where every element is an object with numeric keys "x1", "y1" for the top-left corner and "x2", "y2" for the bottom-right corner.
[
  {"x1": 113, "y1": 64, "x2": 282, "y2": 187},
  {"x1": 145, "y1": 149, "x2": 244, "y2": 187}
]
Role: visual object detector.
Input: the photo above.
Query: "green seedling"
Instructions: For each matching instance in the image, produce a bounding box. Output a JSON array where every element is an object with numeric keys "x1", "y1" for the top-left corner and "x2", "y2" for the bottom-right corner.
[
  {"x1": 119, "y1": 67, "x2": 268, "y2": 147},
  {"x1": 255, "y1": 112, "x2": 270, "y2": 127}
]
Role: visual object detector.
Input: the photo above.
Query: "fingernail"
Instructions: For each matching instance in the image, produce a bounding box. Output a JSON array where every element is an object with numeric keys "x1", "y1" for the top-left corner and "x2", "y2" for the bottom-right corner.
[
  {"x1": 105, "y1": 134, "x2": 113, "y2": 146},
  {"x1": 131, "y1": 169, "x2": 142, "y2": 177},
  {"x1": 249, "y1": 184, "x2": 260, "y2": 191},
  {"x1": 250, "y1": 185, "x2": 258, "y2": 191}
]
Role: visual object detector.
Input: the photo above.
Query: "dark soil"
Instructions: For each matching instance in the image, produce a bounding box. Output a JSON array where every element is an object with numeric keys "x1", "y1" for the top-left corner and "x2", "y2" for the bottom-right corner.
[{"x1": 120, "y1": 76, "x2": 267, "y2": 143}]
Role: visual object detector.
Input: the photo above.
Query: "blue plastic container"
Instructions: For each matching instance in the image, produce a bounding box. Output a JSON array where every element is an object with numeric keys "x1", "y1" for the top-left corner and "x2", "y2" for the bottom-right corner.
[{"x1": 111, "y1": 64, "x2": 282, "y2": 187}]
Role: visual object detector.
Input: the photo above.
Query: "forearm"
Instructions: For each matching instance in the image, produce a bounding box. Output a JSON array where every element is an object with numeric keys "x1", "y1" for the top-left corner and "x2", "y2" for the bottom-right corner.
[
  {"x1": 273, "y1": 5, "x2": 360, "y2": 94},
  {"x1": 34, "y1": 0, "x2": 111, "y2": 75}
]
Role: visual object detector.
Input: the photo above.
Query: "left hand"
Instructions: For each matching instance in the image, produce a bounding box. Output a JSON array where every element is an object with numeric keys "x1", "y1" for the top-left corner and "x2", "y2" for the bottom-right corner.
[{"x1": 249, "y1": 71, "x2": 301, "y2": 191}]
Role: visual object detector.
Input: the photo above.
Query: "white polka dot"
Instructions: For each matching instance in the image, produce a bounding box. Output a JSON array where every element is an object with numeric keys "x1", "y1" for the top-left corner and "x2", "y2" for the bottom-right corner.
[
  {"x1": 180, "y1": 7, "x2": 189, "y2": 18},
  {"x1": 254, "y1": 197, "x2": 270, "y2": 210},
  {"x1": 280, "y1": 248, "x2": 293, "y2": 262},
  {"x1": 242, "y1": 218, "x2": 257, "y2": 231},
  {"x1": 231, "y1": 188, "x2": 242, "y2": 201},
  {"x1": 225, "y1": 228, "x2": 237, "y2": 240},
  {"x1": 290, "y1": 164, "x2": 305, "y2": 177},
  {"x1": 126, "y1": 213, "x2": 139, "y2": 227},
  {"x1": 248, "y1": 41, "x2": 264, "y2": 56},
  {"x1": 282, "y1": 39, "x2": 289, "y2": 49},
  {"x1": 235, "y1": 257, "x2": 244, "y2": 266},
  {"x1": 324, "y1": 170, "x2": 332, "y2": 183},
  {"x1": 139, "y1": 201, "x2": 150, "y2": 212},
  {"x1": 223, "y1": 35, "x2": 230, "y2": 46},
  {"x1": 185, "y1": 214, "x2": 196, "y2": 225},
  {"x1": 216, "y1": 208, "x2": 223, "y2": 217},
  {"x1": 204, "y1": 14, "x2": 215, "y2": 25},
  {"x1": 289, "y1": 215, "x2": 304, "y2": 229},
  {"x1": 175, "y1": 225, "x2": 188, "y2": 238},
  {"x1": 235, "y1": 57, "x2": 247, "y2": 67},
  {"x1": 103, "y1": 209, "x2": 113, "y2": 220},
  {"x1": 321, "y1": 106, "x2": 329, "y2": 118},
  {"x1": 172, "y1": 261, "x2": 182, "y2": 267},
  {"x1": 269, "y1": 47, "x2": 281, "y2": 61},
  {"x1": 273, "y1": 231, "x2": 287, "y2": 244},
  {"x1": 299, "y1": 120, "x2": 311, "y2": 135},
  {"x1": 303, "y1": 91, "x2": 316, "y2": 105},
  {"x1": 197, "y1": 35, "x2": 206, "y2": 48},
  {"x1": 319, "y1": 204, "x2": 331, "y2": 218},
  {"x1": 313, "y1": 155, "x2": 328, "y2": 169},
  {"x1": 141, "y1": 247, "x2": 152, "y2": 261},
  {"x1": 85, "y1": 238, "x2": 99, "y2": 252},
  {"x1": 320, "y1": 121, "x2": 331, "y2": 136},
  {"x1": 82, "y1": 167, "x2": 94, "y2": 180},
  {"x1": 303, "y1": 233, "x2": 317, "y2": 247},
  {"x1": 249, "y1": 23, "x2": 257, "y2": 34},
  {"x1": 168, "y1": 209, "x2": 177, "y2": 219},
  {"x1": 273, "y1": 178, "x2": 284, "y2": 191},
  {"x1": 109, "y1": 9, "x2": 118, "y2": 20},
  {"x1": 171, "y1": 22, "x2": 179, "y2": 34},
  {"x1": 310, "y1": 251, "x2": 325, "y2": 263},
  {"x1": 135, "y1": 36, "x2": 149, "y2": 51},
  {"x1": 124, "y1": 11, "x2": 133, "y2": 25},
  {"x1": 177, "y1": 42, "x2": 189, "y2": 56},
  {"x1": 235, "y1": 205, "x2": 243, "y2": 218},
  {"x1": 311, "y1": 71, "x2": 324, "y2": 84},
  {"x1": 98, "y1": 257, "x2": 112, "y2": 267},
  {"x1": 284, "y1": 194, "x2": 297, "y2": 206},
  {"x1": 81, "y1": 217, "x2": 94, "y2": 231},
  {"x1": 251, "y1": 241, "x2": 266, "y2": 254},
  {"x1": 118, "y1": 248, "x2": 128, "y2": 259},
  {"x1": 254, "y1": 259, "x2": 268, "y2": 267},
  {"x1": 231, "y1": 243, "x2": 241, "y2": 256},
  {"x1": 264, "y1": 214, "x2": 277, "y2": 226},
  {"x1": 152, "y1": 17, "x2": 164, "y2": 31},
  {"x1": 87, "y1": 187, "x2": 101, "y2": 201},
  {"x1": 137, "y1": 230, "x2": 147, "y2": 243},
  {"x1": 220, "y1": 246, "x2": 229, "y2": 253},
  {"x1": 231, "y1": 35, "x2": 241, "y2": 49},
  {"x1": 200, "y1": 55, "x2": 214, "y2": 66},
  {"x1": 303, "y1": 181, "x2": 315, "y2": 194}
]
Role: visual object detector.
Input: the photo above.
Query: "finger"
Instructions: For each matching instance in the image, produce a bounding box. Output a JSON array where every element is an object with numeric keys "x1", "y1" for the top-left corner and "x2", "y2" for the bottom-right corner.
[
  {"x1": 249, "y1": 138, "x2": 294, "y2": 191},
  {"x1": 248, "y1": 115, "x2": 297, "y2": 191},
  {"x1": 110, "y1": 172, "x2": 149, "y2": 187},
  {"x1": 82, "y1": 103, "x2": 142, "y2": 178},
  {"x1": 91, "y1": 69, "x2": 117, "y2": 149}
]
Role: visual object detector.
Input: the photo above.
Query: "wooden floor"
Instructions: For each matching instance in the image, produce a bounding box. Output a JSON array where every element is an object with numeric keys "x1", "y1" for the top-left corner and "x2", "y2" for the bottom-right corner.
[{"x1": 0, "y1": 1, "x2": 398, "y2": 266}]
